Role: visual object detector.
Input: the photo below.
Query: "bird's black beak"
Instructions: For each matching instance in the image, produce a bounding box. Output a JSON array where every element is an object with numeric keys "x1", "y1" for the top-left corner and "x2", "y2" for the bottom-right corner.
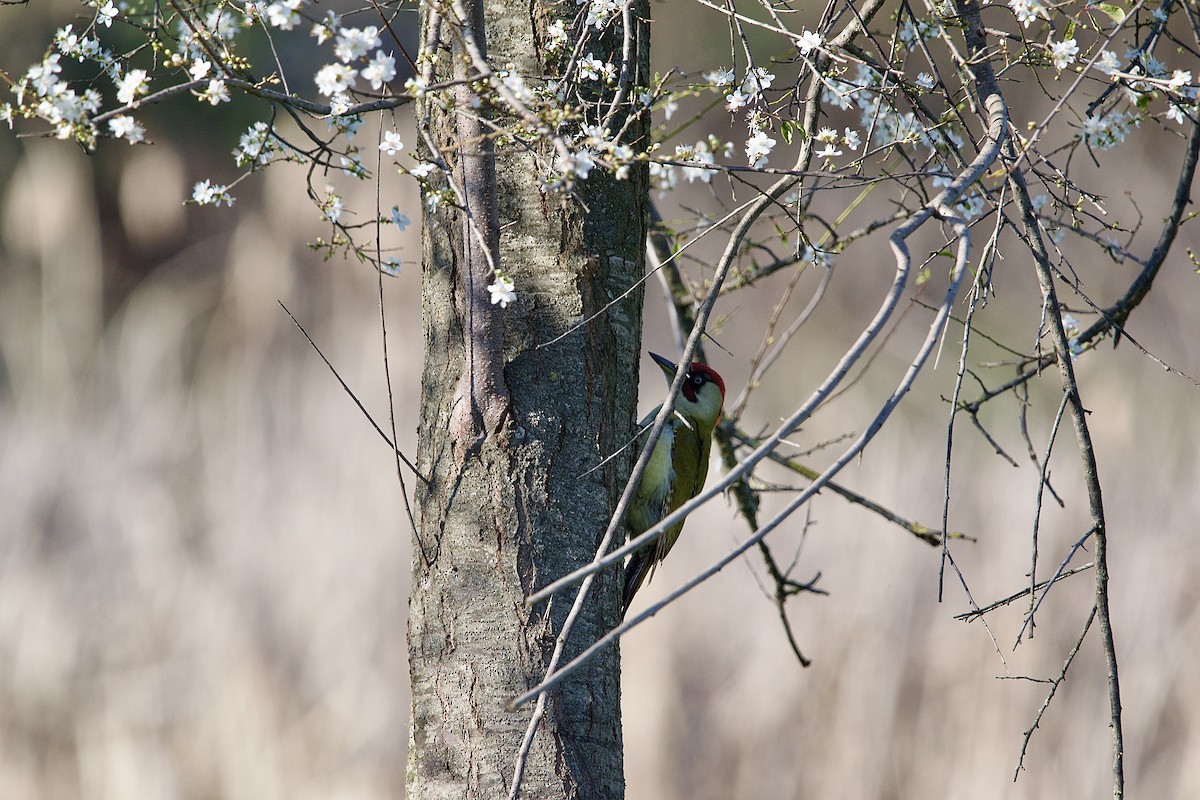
[{"x1": 649, "y1": 352, "x2": 678, "y2": 376}]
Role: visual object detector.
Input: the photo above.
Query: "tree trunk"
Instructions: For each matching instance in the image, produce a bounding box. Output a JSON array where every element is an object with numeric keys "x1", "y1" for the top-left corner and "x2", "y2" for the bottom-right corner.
[{"x1": 406, "y1": 0, "x2": 649, "y2": 795}]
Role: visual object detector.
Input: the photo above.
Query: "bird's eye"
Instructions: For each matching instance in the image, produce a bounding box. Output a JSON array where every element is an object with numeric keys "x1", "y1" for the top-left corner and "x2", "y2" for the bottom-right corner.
[{"x1": 690, "y1": 373, "x2": 705, "y2": 386}]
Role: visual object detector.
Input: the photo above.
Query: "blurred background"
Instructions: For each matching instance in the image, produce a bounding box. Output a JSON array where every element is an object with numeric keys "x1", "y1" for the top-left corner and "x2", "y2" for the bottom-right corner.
[{"x1": 2, "y1": 1, "x2": 1200, "y2": 798}]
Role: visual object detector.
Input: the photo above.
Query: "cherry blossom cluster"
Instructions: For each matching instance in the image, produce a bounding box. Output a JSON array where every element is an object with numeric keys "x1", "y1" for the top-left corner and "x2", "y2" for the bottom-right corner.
[{"x1": 2, "y1": 0, "x2": 1198, "y2": 299}]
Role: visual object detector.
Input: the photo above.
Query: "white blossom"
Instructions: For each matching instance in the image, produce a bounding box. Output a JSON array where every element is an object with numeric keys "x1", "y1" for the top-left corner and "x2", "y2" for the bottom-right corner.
[
  {"x1": 409, "y1": 162, "x2": 437, "y2": 179},
  {"x1": 1097, "y1": 50, "x2": 1121, "y2": 77},
  {"x1": 108, "y1": 115, "x2": 145, "y2": 143},
  {"x1": 557, "y1": 149, "x2": 597, "y2": 180},
  {"x1": 335, "y1": 26, "x2": 381, "y2": 63},
  {"x1": 609, "y1": 142, "x2": 634, "y2": 180},
  {"x1": 205, "y1": 79, "x2": 230, "y2": 105},
  {"x1": 546, "y1": 20, "x2": 568, "y2": 51},
  {"x1": 1049, "y1": 38, "x2": 1079, "y2": 70},
  {"x1": 391, "y1": 207, "x2": 410, "y2": 231},
  {"x1": 488, "y1": 275, "x2": 516, "y2": 308},
  {"x1": 97, "y1": 1, "x2": 118, "y2": 27},
  {"x1": 579, "y1": 124, "x2": 607, "y2": 146},
  {"x1": 403, "y1": 76, "x2": 428, "y2": 97},
  {"x1": 265, "y1": 0, "x2": 303, "y2": 30},
  {"x1": 1081, "y1": 111, "x2": 1129, "y2": 150},
  {"x1": 1009, "y1": 0, "x2": 1047, "y2": 27},
  {"x1": 55, "y1": 26, "x2": 106, "y2": 63},
  {"x1": 822, "y1": 78, "x2": 856, "y2": 110},
  {"x1": 1167, "y1": 70, "x2": 1192, "y2": 91},
  {"x1": 579, "y1": 54, "x2": 606, "y2": 81},
  {"x1": 115, "y1": 68, "x2": 148, "y2": 105},
  {"x1": 379, "y1": 130, "x2": 405, "y2": 156},
  {"x1": 203, "y1": 7, "x2": 241, "y2": 40},
  {"x1": 796, "y1": 30, "x2": 821, "y2": 55},
  {"x1": 499, "y1": 65, "x2": 534, "y2": 104},
  {"x1": 193, "y1": 179, "x2": 235, "y2": 206},
  {"x1": 676, "y1": 140, "x2": 717, "y2": 183},
  {"x1": 725, "y1": 88, "x2": 751, "y2": 112},
  {"x1": 583, "y1": 0, "x2": 622, "y2": 29},
  {"x1": 742, "y1": 67, "x2": 775, "y2": 95},
  {"x1": 321, "y1": 187, "x2": 345, "y2": 223},
  {"x1": 362, "y1": 51, "x2": 396, "y2": 90},
  {"x1": 648, "y1": 161, "x2": 677, "y2": 195},
  {"x1": 704, "y1": 67, "x2": 735, "y2": 87},
  {"x1": 745, "y1": 129, "x2": 776, "y2": 168},
  {"x1": 190, "y1": 59, "x2": 212, "y2": 81},
  {"x1": 234, "y1": 121, "x2": 280, "y2": 166},
  {"x1": 54, "y1": 25, "x2": 78, "y2": 56},
  {"x1": 315, "y1": 63, "x2": 357, "y2": 95},
  {"x1": 26, "y1": 53, "x2": 63, "y2": 96},
  {"x1": 311, "y1": 11, "x2": 341, "y2": 44}
]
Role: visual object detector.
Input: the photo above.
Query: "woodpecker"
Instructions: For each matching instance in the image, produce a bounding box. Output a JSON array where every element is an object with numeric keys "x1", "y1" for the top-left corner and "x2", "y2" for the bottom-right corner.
[{"x1": 623, "y1": 352, "x2": 726, "y2": 616}]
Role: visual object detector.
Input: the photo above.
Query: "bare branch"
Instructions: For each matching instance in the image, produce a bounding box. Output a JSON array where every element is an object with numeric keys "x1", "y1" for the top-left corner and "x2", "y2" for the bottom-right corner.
[
  {"x1": 1007, "y1": 114, "x2": 1126, "y2": 800},
  {"x1": 1013, "y1": 604, "x2": 1098, "y2": 782}
]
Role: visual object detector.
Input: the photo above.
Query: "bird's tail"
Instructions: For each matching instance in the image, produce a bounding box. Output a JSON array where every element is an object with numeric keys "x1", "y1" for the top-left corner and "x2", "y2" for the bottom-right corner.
[{"x1": 622, "y1": 550, "x2": 651, "y2": 617}]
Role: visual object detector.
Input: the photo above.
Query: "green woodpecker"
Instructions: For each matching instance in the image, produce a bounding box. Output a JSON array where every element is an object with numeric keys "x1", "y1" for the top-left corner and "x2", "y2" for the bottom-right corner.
[{"x1": 623, "y1": 352, "x2": 726, "y2": 615}]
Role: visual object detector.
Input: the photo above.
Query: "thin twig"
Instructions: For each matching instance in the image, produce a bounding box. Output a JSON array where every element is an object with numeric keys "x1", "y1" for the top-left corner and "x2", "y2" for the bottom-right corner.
[
  {"x1": 956, "y1": 563, "x2": 1093, "y2": 622},
  {"x1": 726, "y1": 424, "x2": 961, "y2": 546},
  {"x1": 1013, "y1": 604, "x2": 1097, "y2": 782},
  {"x1": 1017, "y1": 389, "x2": 1072, "y2": 645},
  {"x1": 371, "y1": 115, "x2": 425, "y2": 560},
  {"x1": 1015, "y1": 527, "x2": 1096, "y2": 646},
  {"x1": 1008, "y1": 123, "x2": 1125, "y2": 800},
  {"x1": 515, "y1": 96, "x2": 1003, "y2": 701},
  {"x1": 278, "y1": 302, "x2": 426, "y2": 484}
]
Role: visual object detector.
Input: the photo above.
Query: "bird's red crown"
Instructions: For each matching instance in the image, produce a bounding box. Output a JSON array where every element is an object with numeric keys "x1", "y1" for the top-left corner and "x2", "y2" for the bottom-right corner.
[{"x1": 685, "y1": 362, "x2": 725, "y2": 399}]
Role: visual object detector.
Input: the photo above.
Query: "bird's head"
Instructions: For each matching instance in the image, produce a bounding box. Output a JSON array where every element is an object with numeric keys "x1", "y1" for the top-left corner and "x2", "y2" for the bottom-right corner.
[{"x1": 650, "y1": 352, "x2": 725, "y2": 429}]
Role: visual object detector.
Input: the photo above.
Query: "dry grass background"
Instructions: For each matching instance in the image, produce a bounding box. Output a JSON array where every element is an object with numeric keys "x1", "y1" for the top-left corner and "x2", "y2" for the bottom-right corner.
[
  {"x1": 0, "y1": 142, "x2": 416, "y2": 798},
  {"x1": 3, "y1": 36, "x2": 1200, "y2": 800}
]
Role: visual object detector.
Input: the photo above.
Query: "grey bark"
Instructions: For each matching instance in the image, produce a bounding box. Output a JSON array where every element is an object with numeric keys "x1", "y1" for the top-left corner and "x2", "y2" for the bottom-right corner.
[{"x1": 406, "y1": 0, "x2": 650, "y2": 796}]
